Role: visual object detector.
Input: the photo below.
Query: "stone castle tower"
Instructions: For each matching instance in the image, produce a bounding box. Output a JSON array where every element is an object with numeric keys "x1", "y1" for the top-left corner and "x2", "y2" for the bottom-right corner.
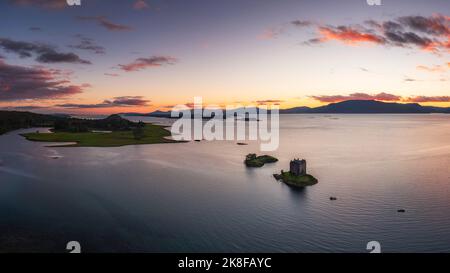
[{"x1": 290, "y1": 159, "x2": 306, "y2": 176}]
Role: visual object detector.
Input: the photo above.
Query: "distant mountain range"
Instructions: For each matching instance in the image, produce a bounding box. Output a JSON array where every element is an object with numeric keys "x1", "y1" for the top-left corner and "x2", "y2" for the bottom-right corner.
[
  {"x1": 280, "y1": 100, "x2": 450, "y2": 114},
  {"x1": 1, "y1": 100, "x2": 449, "y2": 134},
  {"x1": 122, "y1": 100, "x2": 450, "y2": 117}
]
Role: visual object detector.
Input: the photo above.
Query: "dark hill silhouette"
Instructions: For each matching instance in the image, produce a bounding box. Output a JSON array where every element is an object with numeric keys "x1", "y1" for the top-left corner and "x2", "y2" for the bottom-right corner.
[
  {"x1": 54, "y1": 114, "x2": 135, "y2": 132},
  {"x1": 0, "y1": 111, "x2": 63, "y2": 135},
  {"x1": 2, "y1": 100, "x2": 449, "y2": 134},
  {"x1": 287, "y1": 100, "x2": 450, "y2": 113},
  {"x1": 0, "y1": 112, "x2": 138, "y2": 134},
  {"x1": 306, "y1": 100, "x2": 433, "y2": 113},
  {"x1": 126, "y1": 100, "x2": 450, "y2": 117}
]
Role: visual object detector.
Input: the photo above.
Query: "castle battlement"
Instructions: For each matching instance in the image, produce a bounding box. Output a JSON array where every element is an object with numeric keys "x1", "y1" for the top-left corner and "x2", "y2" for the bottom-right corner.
[{"x1": 290, "y1": 158, "x2": 306, "y2": 176}]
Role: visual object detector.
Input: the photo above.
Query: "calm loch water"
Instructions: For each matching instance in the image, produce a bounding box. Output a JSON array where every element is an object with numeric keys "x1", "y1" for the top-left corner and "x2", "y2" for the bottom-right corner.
[{"x1": 0, "y1": 114, "x2": 449, "y2": 252}]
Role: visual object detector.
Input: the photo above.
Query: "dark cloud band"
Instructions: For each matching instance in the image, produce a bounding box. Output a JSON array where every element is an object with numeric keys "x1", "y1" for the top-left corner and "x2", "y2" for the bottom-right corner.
[
  {"x1": 119, "y1": 56, "x2": 178, "y2": 72},
  {"x1": 0, "y1": 60, "x2": 85, "y2": 101},
  {"x1": 76, "y1": 16, "x2": 132, "y2": 32},
  {"x1": 0, "y1": 38, "x2": 91, "y2": 64},
  {"x1": 56, "y1": 96, "x2": 151, "y2": 109},
  {"x1": 299, "y1": 14, "x2": 449, "y2": 54}
]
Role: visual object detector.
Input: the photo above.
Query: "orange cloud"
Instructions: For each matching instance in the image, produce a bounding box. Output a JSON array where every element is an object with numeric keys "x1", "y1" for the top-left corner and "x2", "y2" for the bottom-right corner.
[
  {"x1": 258, "y1": 26, "x2": 286, "y2": 40},
  {"x1": 302, "y1": 14, "x2": 449, "y2": 54},
  {"x1": 255, "y1": 99, "x2": 284, "y2": 105},
  {"x1": 404, "y1": 96, "x2": 450, "y2": 103},
  {"x1": 133, "y1": 0, "x2": 149, "y2": 10},
  {"x1": 416, "y1": 64, "x2": 447, "y2": 72},
  {"x1": 317, "y1": 26, "x2": 385, "y2": 45},
  {"x1": 258, "y1": 29, "x2": 277, "y2": 40}
]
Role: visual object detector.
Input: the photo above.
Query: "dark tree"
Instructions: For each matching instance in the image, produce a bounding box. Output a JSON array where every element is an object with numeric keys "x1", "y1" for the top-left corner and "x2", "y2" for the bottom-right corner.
[{"x1": 132, "y1": 121, "x2": 145, "y2": 140}]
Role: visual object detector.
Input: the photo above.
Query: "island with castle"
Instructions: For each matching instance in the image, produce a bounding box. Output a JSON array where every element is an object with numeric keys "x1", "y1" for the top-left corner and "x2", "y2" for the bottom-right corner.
[{"x1": 273, "y1": 159, "x2": 318, "y2": 187}]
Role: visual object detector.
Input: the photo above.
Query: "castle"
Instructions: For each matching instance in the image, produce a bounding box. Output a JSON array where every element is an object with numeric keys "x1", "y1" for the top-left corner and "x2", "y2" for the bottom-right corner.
[{"x1": 290, "y1": 159, "x2": 306, "y2": 176}]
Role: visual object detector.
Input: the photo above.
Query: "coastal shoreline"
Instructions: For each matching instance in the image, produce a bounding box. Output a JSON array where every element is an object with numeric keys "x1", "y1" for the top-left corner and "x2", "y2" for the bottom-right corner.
[{"x1": 21, "y1": 123, "x2": 181, "y2": 148}]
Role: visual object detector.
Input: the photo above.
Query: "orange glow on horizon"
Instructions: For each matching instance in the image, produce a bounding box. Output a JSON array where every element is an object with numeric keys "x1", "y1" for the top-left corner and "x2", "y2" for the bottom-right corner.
[{"x1": 2, "y1": 98, "x2": 450, "y2": 115}]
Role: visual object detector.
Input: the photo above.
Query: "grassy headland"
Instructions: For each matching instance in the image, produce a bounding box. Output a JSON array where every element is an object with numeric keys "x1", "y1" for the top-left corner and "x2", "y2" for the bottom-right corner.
[
  {"x1": 0, "y1": 113, "x2": 180, "y2": 147},
  {"x1": 21, "y1": 123, "x2": 177, "y2": 147}
]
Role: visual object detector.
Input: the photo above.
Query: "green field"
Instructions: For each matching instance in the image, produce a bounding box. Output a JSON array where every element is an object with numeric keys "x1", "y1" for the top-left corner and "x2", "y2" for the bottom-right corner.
[{"x1": 21, "y1": 124, "x2": 179, "y2": 147}]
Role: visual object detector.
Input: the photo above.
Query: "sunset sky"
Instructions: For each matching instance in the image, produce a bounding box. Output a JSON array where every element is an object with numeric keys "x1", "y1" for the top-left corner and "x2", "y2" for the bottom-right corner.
[{"x1": 0, "y1": 0, "x2": 449, "y2": 114}]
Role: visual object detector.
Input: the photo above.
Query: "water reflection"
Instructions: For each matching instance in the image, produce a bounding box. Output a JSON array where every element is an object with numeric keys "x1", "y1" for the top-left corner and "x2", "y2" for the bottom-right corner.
[{"x1": 0, "y1": 114, "x2": 450, "y2": 252}]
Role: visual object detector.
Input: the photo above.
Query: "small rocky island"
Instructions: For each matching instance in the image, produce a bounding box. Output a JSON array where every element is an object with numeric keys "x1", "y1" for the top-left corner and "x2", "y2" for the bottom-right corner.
[
  {"x1": 244, "y1": 153, "x2": 278, "y2": 167},
  {"x1": 273, "y1": 159, "x2": 318, "y2": 187}
]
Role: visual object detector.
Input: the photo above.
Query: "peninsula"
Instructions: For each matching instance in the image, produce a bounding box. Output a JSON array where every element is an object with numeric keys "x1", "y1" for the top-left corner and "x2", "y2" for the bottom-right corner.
[{"x1": 0, "y1": 112, "x2": 179, "y2": 147}]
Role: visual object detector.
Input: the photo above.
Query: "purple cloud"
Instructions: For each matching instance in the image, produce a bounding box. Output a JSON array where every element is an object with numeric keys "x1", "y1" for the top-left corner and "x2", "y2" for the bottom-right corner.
[
  {"x1": 76, "y1": 16, "x2": 132, "y2": 32},
  {"x1": 119, "y1": 56, "x2": 177, "y2": 72},
  {"x1": 0, "y1": 38, "x2": 91, "y2": 64},
  {"x1": 133, "y1": 0, "x2": 149, "y2": 10},
  {"x1": 56, "y1": 96, "x2": 151, "y2": 109},
  {"x1": 298, "y1": 14, "x2": 449, "y2": 54},
  {"x1": 9, "y1": 0, "x2": 67, "y2": 9},
  {"x1": 0, "y1": 60, "x2": 85, "y2": 101},
  {"x1": 69, "y1": 35, "x2": 105, "y2": 54}
]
